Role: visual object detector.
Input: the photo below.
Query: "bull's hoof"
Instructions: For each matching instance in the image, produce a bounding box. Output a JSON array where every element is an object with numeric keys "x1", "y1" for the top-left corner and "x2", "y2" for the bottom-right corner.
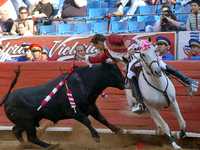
[
  {"x1": 112, "y1": 127, "x2": 124, "y2": 134},
  {"x1": 93, "y1": 137, "x2": 100, "y2": 143},
  {"x1": 46, "y1": 144, "x2": 59, "y2": 150},
  {"x1": 116, "y1": 128, "x2": 124, "y2": 134}
]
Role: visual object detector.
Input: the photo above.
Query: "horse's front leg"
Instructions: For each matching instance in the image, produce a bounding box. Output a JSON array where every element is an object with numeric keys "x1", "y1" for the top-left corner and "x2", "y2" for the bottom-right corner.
[
  {"x1": 170, "y1": 100, "x2": 186, "y2": 139},
  {"x1": 90, "y1": 105, "x2": 124, "y2": 134},
  {"x1": 147, "y1": 105, "x2": 181, "y2": 150}
]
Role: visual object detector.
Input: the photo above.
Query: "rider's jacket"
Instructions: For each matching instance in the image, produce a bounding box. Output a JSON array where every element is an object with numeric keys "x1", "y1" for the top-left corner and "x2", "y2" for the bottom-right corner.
[
  {"x1": 127, "y1": 45, "x2": 167, "y2": 79},
  {"x1": 85, "y1": 34, "x2": 128, "y2": 64}
]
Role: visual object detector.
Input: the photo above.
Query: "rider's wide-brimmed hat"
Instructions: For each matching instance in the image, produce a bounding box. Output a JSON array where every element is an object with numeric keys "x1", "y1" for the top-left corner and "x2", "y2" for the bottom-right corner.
[{"x1": 105, "y1": 34, "x2": 128, "y2": 53}]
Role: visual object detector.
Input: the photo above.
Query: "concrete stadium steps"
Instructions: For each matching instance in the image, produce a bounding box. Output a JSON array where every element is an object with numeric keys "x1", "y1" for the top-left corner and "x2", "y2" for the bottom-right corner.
[{"x1": 0, "y1": 61, "x2": 199, "y2": 134}]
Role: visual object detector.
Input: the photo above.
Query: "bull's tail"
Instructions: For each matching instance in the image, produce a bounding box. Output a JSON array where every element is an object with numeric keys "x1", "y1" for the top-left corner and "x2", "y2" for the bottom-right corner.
[{"x1": 0, "y1": 66, "x2": 21, "y2": 106}]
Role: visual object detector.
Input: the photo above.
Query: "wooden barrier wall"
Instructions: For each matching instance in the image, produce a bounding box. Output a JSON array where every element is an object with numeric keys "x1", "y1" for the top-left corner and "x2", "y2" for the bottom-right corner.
[{"x1": 0, "y1": 61, "x2": 199, "y2": 133}]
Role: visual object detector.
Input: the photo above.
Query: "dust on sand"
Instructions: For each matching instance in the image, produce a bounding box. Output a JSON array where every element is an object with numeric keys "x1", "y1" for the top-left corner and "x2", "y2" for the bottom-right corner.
[{"x1": 0, "y1": 123, "x2": 199, "y2": 150}]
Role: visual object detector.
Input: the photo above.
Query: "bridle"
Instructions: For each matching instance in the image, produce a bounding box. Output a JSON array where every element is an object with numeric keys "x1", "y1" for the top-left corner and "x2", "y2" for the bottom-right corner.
[
  {"x1": 139, "y1": 51, "x2": 171, "y2": 107},
  {"x1": 140, "y1": 53, "x2": 160, "y2": 76}
]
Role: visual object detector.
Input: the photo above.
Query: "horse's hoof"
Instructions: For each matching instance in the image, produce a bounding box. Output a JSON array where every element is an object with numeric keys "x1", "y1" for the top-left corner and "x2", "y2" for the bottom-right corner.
[
  {"x1": 172, "y1": 142, "x2": 181, "y2": 150},
  {"x1": 176, "y1": 130, "x2": 186, "y2": 139},
  {"x1": 121, "y1": 129, "x2": 128, "y2": 134},
  {"x1": 179, "y1": 130, "x2": 186, "y2": 139},
  {"x1": 46, "y1": 144, "x2": 59, "y2": 150}
]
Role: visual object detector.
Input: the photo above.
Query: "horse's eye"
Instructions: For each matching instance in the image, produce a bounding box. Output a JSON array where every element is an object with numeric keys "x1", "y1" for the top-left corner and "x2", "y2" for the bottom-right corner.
[{"x1": 140, "y1": 53, "x2": 145, "y2": 57}]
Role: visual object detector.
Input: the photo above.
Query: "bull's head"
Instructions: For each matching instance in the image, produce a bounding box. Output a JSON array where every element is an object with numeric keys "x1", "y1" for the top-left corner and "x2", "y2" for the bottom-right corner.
[{"x1": 101, "y1": 62, "x2": 125, "y2": 90}]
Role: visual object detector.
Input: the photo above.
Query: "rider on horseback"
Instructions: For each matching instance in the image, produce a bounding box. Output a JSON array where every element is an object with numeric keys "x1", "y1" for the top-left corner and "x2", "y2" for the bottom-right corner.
[
  {"x1": 76, "y1": 34, "x2": 128, "y2": 64},
  {"x1": 129, "y1": 36, "x2": 199, "y2": 113}
]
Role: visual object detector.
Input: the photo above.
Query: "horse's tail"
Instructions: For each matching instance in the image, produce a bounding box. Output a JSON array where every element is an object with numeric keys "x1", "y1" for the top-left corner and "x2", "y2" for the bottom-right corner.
[{"x1": 0, "y1": 66, "x2": 21, "y2": 106}]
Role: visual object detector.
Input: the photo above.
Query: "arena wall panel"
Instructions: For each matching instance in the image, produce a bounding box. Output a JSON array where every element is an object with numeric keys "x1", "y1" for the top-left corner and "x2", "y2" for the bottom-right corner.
[{"x1": 0, "y1": 61, "x2": 199, "y2": 133}]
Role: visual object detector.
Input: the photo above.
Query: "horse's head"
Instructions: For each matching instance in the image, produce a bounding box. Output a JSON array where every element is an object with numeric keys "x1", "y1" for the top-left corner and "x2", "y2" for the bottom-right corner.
[
  {"x1": 139, "y1": 41, "x2": 162, "y2": 77},
  {"x1": 101, "y1": 62, "x2": 125, "y2": 90}
]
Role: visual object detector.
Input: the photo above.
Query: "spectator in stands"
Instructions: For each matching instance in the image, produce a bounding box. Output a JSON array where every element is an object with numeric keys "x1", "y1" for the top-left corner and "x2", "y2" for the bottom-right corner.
[
  {"x1": 113, "y1": 0, "x2": 152, "y2": 21},
  {"x1": 32, "y1": 0, "x2": 54, "y2": 19},
  {"x1": 186, "y1": 0, "x2": 200, "y2": 31},
  {"x1": 10, "y1": 6, "x2": 34, "y2": 35},
  {"x1": 75, "y1": 45, "x2": 86, "y2": 59},
  {"x1": 11, "y1": 0, "x2": 39, "y2": 15},
  {"x1": 145, "y1": 4, "x2": 184, "y2": 32},
  {"x1": 29, "y1": 44, "x2": 43, "y2": 61},
  {"x1": 55, "y1": 0, "x2": 87, "y2": 19},
  {"x1": 41, "y1": 47, "x2": 49, "y2": 61},
  {"x1": 155, "y1": 36, "x2": 175, "y2": 60},
  {"x1": 184, "y1": 39, "x2": 200, "y2": 59},
  {"x1": 0, "y1": 9, "x2": 13, "y2": 35},
  {"x1": 0, "y1": 0, "x2": 18, "y2": 20},
  {"x1": 11, "y1": 43, "x2": 32, "y2": 61}
]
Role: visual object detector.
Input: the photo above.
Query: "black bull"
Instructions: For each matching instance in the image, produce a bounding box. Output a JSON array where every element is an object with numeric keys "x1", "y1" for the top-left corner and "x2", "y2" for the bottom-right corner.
[{"x1": 0, "y1": 63, "x2": 125, "y2": 149}]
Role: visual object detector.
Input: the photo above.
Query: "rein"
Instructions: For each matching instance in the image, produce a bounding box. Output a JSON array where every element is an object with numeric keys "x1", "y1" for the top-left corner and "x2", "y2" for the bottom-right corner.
[{"x1": 141, "y1": 58, "x2": 171, "y2": 107}]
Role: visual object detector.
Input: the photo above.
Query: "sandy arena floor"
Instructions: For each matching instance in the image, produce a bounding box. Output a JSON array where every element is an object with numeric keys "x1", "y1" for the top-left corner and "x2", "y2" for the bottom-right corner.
[{"x1": 0, "y1": 123, "x2": 199, "y2": 150}]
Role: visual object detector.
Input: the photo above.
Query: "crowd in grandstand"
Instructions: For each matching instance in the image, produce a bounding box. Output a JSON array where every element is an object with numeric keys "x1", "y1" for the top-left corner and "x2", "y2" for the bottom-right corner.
[{"x1": 0, "y1": 0, "x2": 199, "y2": 36}]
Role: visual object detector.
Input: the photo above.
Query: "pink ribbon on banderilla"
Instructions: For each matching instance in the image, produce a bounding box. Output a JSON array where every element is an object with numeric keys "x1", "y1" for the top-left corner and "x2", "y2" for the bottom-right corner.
[{"x1": 37, "y1": 79, "x2": 77, "y2": 113}]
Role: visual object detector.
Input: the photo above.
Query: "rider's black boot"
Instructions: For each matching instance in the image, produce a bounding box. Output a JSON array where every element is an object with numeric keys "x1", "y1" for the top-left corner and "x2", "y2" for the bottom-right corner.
[
  {"x1": 165, "y1": 65, "x2": 199, "y2": 95},
  {"x1": 129, "y1": 76, "x2": 146, "y2": 113}
]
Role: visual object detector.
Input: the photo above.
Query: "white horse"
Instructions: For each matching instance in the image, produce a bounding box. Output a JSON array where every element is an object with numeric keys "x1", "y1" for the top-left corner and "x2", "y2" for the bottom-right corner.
[{"x1": 129, "y1": 45, "x2": 186, "y2": 150}]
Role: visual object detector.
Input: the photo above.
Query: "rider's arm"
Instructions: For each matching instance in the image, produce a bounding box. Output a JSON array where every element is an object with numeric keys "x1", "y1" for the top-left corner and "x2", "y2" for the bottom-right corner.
[{"x1": 85, "y1": 51, "x2": 110, "y2": 64}]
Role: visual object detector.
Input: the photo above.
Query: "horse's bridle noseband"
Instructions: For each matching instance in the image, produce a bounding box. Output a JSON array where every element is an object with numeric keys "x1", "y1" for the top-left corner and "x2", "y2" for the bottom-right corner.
[{"x1": 140, "y1": 53, "x2": 160, "y2": 76}]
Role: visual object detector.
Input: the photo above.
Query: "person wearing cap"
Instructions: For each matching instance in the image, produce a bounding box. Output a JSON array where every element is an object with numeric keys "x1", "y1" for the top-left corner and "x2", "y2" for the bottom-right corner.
[
  {"x1": 29, "y1": 44, "x2": 43, "y2": 61},
  {"x1": 155, "y1": 36, "x2": 199, "y2": 95},
  {"x1": 129, "y1": 37, "x2": 199, "y2": 113},
  {"x1": 184, "y1": 39, "x2": 200, "y2": 59},
  {"x1": 155, "y1": 35, "x2": 198, "y2": 89},
  {"x1": 155, "y1": 36, "x2": 174, "y2": 60},
  {"x1": 76, "y1": 34, "x2": 128, "y2": 65},
  {"x1": 186, "y1": 0, "x2": 200, "y2": 31},
  {"x1": 11, "y1": 43, "x2": 32, "y2": 61},
  {"x1": 189, "y1": 38, "x2": 200, "y2": 51}
]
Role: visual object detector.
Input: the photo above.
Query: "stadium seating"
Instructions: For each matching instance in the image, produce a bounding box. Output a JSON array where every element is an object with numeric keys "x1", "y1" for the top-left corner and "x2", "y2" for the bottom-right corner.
[
  {"x1": 39, "y1": 25, "x2": 57, "y2": 35},
  {"x1": 92, "y1": 21, "x2": 108, "y2": 34},
  {"x1": 37, "y1": 0, "x2": 191, "y2": 35},
  {"x1": 110, "y1": 21, "x2": 128, "y2": 33},
  {"x1": 73, "y1": 23, "x2": 92, "y2": 34},
  {"x1": 57, "y1": 23, "x2": 74, "y2": 35}
]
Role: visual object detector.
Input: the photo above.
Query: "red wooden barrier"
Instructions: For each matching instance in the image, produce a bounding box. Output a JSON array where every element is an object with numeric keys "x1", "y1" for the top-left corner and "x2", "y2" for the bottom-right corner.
[{"x1": 0, "y1": 61, "x2": 199, "y2": 133}]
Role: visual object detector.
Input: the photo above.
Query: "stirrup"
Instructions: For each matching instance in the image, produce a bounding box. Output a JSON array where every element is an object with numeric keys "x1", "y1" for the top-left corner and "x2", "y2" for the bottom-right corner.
[
  {"x1": 188, "y1": 80, "x2": 199, "y2": 96},
  {"x1": 131, "y1": 103, "x2": 145, "y2": 113}
]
